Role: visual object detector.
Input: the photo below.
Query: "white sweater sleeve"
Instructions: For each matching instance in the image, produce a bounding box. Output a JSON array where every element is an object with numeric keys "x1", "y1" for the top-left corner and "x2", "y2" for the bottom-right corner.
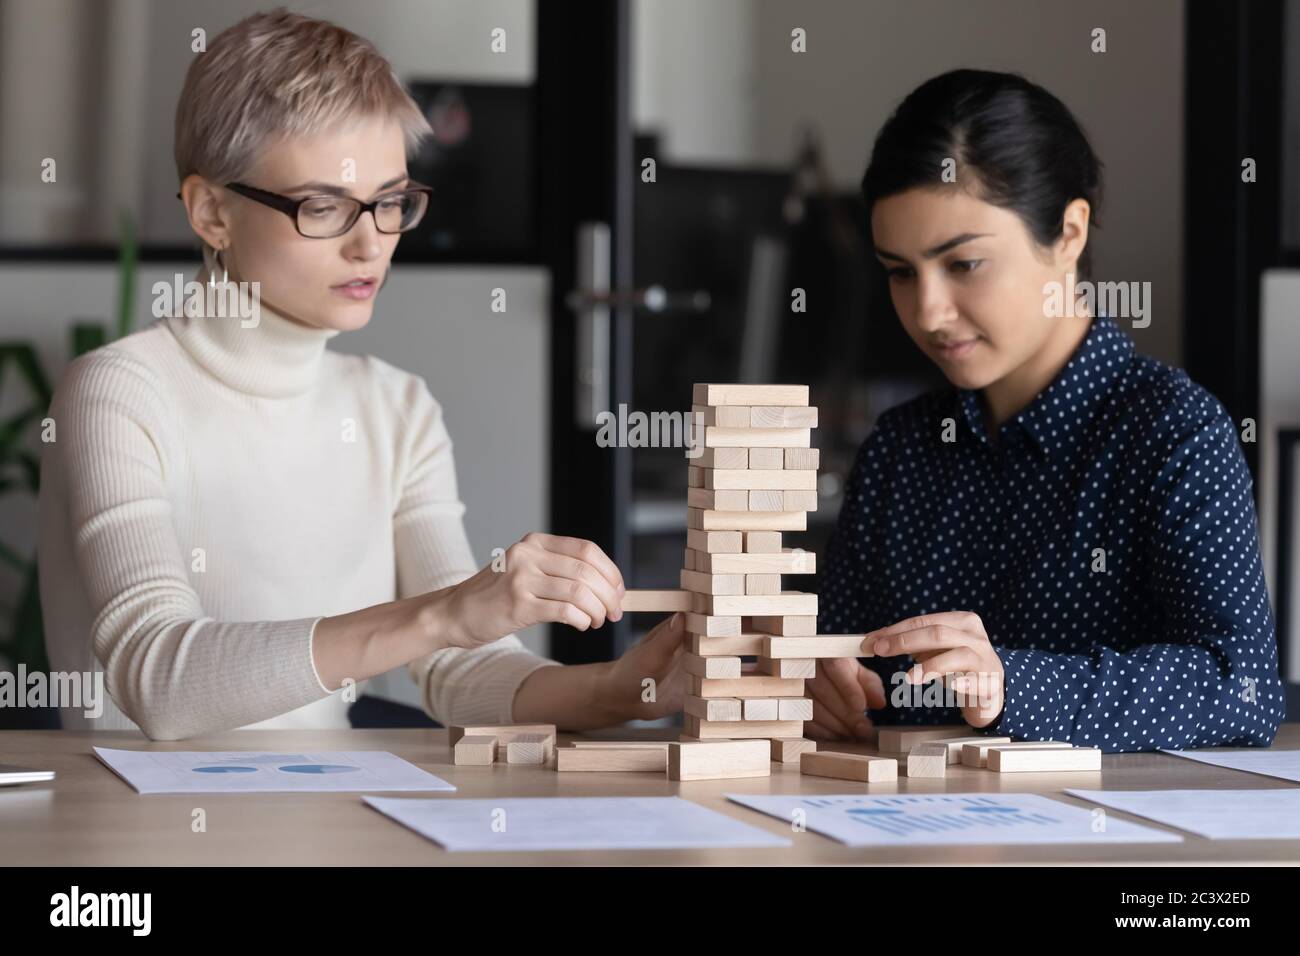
[
  {"x1": 393, "y1": 378, "x2": 559, "y2": 726},
  {"x1": 49, "y1": 350, "x2": 332, "y2": 741}
]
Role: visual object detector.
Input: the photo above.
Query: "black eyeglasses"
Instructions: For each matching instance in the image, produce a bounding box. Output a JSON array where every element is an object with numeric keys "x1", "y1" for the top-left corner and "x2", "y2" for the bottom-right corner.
[{"x1": 194, "y1": 182, "x2": 433, "y2": 238}]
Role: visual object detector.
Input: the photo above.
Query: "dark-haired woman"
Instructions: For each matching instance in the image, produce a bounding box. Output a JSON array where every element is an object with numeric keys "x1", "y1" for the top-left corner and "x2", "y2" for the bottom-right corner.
[{"x1": 809, "y1": 69, "x2": 1283, "y2": 752}]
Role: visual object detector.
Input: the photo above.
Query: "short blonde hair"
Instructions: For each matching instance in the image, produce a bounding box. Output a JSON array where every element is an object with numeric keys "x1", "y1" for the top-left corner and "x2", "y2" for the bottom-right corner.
[{"x1": 174, "y1": 9, "x2": 431, "y2": 186}]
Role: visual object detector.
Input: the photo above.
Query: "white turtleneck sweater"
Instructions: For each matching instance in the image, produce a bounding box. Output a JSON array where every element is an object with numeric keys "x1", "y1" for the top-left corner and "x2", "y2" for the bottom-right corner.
[{"x1": 38, "y1": 302, "x2": 558, "y2": 740}]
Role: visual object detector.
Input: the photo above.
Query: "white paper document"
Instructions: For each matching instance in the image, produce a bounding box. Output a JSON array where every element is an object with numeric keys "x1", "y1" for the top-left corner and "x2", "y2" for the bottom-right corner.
[
  {"x1": 1066, "y1": 788, "x2": 1300, "y2": 840},
  {"x1": 93, "y1": 747, "x2": 455, "y2": 794},
  {"x1": 363, "y1": 795, "x2": 791, "y2": 852},
  {"x1": 726, "y1": 792, "x2": 1182, "y2": 847},
  {"x1": 1158, "y1": 748, "x2": 1300, "y2": 785}
]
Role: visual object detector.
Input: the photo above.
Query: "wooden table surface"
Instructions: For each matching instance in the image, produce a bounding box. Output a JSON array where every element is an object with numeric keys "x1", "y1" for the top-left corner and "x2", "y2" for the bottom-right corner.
[{"x1": 3, "y1": 725, "x2": 1299, "y2": 865}]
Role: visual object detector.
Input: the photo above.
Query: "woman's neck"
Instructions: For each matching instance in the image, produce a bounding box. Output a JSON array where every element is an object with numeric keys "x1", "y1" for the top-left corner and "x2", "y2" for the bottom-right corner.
[{"x1": 981, "y1": 311, "x2": 1094, "y2": 431}]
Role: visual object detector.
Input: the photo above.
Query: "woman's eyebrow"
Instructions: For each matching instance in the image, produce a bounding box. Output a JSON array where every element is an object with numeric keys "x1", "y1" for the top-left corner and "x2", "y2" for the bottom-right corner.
[
  {"x1": 875, "y1": 232, "x2": 992, "y2": 262},
  {"x1": 283, "y1": 174, "x2": 410, "y2": 197}
]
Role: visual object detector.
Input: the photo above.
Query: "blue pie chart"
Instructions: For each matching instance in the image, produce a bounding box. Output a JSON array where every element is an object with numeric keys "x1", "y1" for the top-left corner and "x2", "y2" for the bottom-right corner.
[{"x1": 277, "y1": 764, "x2": 359, "y2": 774}]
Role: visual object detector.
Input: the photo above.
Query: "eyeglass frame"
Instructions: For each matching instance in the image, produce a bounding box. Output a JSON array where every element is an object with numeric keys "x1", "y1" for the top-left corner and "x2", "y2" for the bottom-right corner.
[{"x1": 173, "y1": 181, "x2": 434, "y2": 238}]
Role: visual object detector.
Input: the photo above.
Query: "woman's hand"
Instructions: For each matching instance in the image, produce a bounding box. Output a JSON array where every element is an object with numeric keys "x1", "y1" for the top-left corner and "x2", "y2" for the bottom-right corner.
[
  {"x1": 866, "y1": 611, "x2": 1005, "y2": 728},
  {"x1": 440, "y1": 532, "x2": 625, "y2": 649},
  {"x1": 595, "y1": 612, "x2": 687, "y2": 722},
  {"x1": 805, "y1": 656, "x2": 888, "y2": 740}
]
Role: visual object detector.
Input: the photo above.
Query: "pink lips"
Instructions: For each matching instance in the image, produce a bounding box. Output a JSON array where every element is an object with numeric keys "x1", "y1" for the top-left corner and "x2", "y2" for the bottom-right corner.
[
  {"x1": 935, "y1": 337, "x2": 980, "y2": 360},
  {"x1": 331, "y1": 277, "x2": 377, "y2": 300}
]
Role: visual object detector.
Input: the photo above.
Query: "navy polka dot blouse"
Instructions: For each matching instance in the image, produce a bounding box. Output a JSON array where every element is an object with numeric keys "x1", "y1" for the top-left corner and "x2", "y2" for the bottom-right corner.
[{"x1": 818, "y1": 314, "x2": 1284, "y2": 752}]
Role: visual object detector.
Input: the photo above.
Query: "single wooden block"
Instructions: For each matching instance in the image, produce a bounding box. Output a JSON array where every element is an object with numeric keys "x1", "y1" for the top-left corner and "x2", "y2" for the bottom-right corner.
[
  {"x1": 782, "y1": 489, "x2": 819, "y2": 512},
  {"x1": 687, "y1": 486, "x2": 750, "y2": 511},
  {"x1": 784, "y1": 447, "x2": 820, "y2": 470},
  {"x1": 679, "y1": 568, "x2": 745, "y2": 595},
  {"x1": 691, "y1": 509, "x2": 807, "y2": 532},
  {"x1": 747, "y1": 447, "x2": 786, "y2": 469},
  {"x1": 569, "y1": 740, "x2": 672, "y2": 749},
  {"x1": 749, "y1": 615, "x2": 816, "y2": 636},
  {"x1": 742, "y1": 698, "x2": 780, "y2": 720},
  {"x1": 960, "y1": 740, "x2": 1072, "y2": 768},
  {"x1": 684, "y1": 612, "x2": 741, "y2": 637},
  {"x1": 989, "y1": 746, "x2": 1102, "y2": 773},
  {"x1": 756, "y1": 655, "x2": 817, "y2": 678},
  {"x1": 684, "y1": 694, "x2": 742, "y2": 721},
  {"x1": 905, "y1": 742, "x2": 949, "y2": 778},
  {"x1": 683, "y1": 715, "x2": 804, "y2": 739},
  {"x1": 704, "y1": 591, "x2": 818, "y2": 617},
  {"x1": 777, "y1": 697, "x2": 815, "y2": 721},
  {"x1": 449, "y1": 723, "x2": 556, "y2": 748},
  {"x1": 556, "y1": 746, "x2": 668, "y2": 772},
  {"x1": 763, "y1": 634, "x2": 869, "y2": 658},
  {"x1": 686, "y1": 528, "x2": 743, "y2": 554},
  {"x1": 692, "y1": 383, "x2": 809, "y2": 407},
  {"x1": 747, "y1": 489, "x2": 786, "y2": 511},
  {"x1": 930, "y1": 736, "x2": 1012, "y2": 765},
  {"x1": 689, "y1": 674, "x2": 806, "y2": 698},
  {"x1": 690, "y1": 632, "x2": 767, "y2": 656},
  {"x1": 692, "y1": 403, "x2": 751, "y2": 427},
  {"x1": 620, "y1": 589, "x2": 692, "y2": 613},
  {"x1": 668, "y1": 739, "x2": 772, "y2": 781},
  {"x1": 693, "y1": 447, "x2": 749, "y2": 469},
  {"x1": 705, "y1": 469, "x2": 818, "y2": 491},
  {"x1": 683, "y1": 547, "x2": 697, "y2": 571},
  {"x1": 683, "y1": 651, "x2": 741, "y2": 679},
  {"x1": 801, "y1": 751, "x2": 897, "y2": 783},
  {"x1": 877, "y1": 725, "x2": 975, "y2": 753},
  {"x1": 751, "y1": 405, "x2": 818, "y2": 428},
  {"x1": 686, "y1": 465, "x2": 704, "y2": 489},
  {"x1": 744, "y1": 531, "x2": 783, "y2": 552},
  {"x1": 745, "y1": 573, "x2": 781, "y2": 595},
  {"x1": 771, "y1": 737, "x2": 817, "y2": 764},
  {"x1": 705, "y1": 426, "x2": 811, "y2": 449},
  {"x1": 453, "y1": 735, "x2": 498, "y2": 766},
  {"x1": 506, "y1": 733, "x2": 554, "y2": 765},
  {"x1": 691, "y1": 548, "x2": 814, "y2": 575}
]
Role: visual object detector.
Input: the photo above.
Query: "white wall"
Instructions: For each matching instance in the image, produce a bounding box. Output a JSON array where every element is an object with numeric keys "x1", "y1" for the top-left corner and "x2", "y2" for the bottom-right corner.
[{"x1": 633, "y1": 0, "x2": 1185, "y2": 367}]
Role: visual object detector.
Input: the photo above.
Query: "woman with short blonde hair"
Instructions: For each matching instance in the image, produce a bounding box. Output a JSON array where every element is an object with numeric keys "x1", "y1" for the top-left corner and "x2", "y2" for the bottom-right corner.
[{"x1": 40, "y1": 10, "x2": 684, "y2": 740}]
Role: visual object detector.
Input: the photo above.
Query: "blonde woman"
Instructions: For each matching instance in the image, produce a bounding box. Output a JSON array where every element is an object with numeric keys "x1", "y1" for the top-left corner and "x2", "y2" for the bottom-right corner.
[{"x1": 39, "y1": 10, "x2": 685, "y2": 740}]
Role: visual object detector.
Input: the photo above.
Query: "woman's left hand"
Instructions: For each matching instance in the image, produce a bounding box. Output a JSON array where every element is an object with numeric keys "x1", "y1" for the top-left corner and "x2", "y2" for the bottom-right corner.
[
  {"x1": 595, "y1": 612, "x2": 687, "y2": 722},
  {"x1": 866, "y1": 611, "x2": 1005, "y2": 728}
]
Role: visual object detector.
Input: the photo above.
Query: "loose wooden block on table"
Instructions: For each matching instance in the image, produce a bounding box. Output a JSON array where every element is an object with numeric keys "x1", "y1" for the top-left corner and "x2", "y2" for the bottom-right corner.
[
  {"x1": 876, "y1": 725, "x2": 975, "y2": 753},
  {"x1": 683, "y1": 715, "x2": 804, "y2": 739},
  {"x1": 686, "y1": 487, "x2": 750, "y2": 511},
  {"x1": 756, "y1": 655, "x2": 816, "y2": 678},
  {"x1": 687, "y1": 528, "x2": 743, "y2": 554},
  {"x1": 684, "y1": 612, "x2": 741, "y2": 637},
  {"x1": 960, "y1": 740, "x2": 1073, "y2": 768},
  {"x1": 668, "y1": 739, "x2": 772, "y2": 781},
  {"x1": 569, "y1": 740, "x2": 671, "y2": 749},
  {"x1": 801, "y1": 751, "x2": 898, "y2": 783},
  {"x1": 453, "y1": 735, "x2": 498, "y2": 766},
  {"x1": 744, "y1": 531, "x2": 783, "y2": 552},
  {"x1": 689, "y1": 674, "x2": 806, "y2": 698},
  {"x1": 749, "y1": 615, "x2": 816, "y2": 636},
  {"x1": 684, "y1": 694, "x2": 742, "y2": 722},
  {"x1": 745, "y1": 573, "x2": 781, "y2": 595},
  {"x1": 693, "y1": 383, "x2": 809, "y2": 406},
  {"x1": 703, "y1": 469, "x2": 817, "y2": 491},
  {"x1": 929, "y1": 736, "x2": 1011, "y2": 765},
  {"x1": 683, "y1": 651, "x2": 741, "y2": 679},
  {"x1": 506, "y1": 733, "x2": 554, "y2": 765},
  {"x1": 701, "y1": 591, "x2": 817, "y2": 616},
  {"x1": 750, "y1": 405, "x2": 819, "y2": 428},
  {"x1": 690, "y1": 632, "x2": 766, "y2": 656},
  {"x1": 555, "y1": 746, "x2": 668, "y2": 772},
  {"x1": 905, "y1": 743, "x2": 949, "y2": 778},
  {"x1": 988, "y1": 746, "x2": 1102, "y2": 773},
  {"x1": 763, "y1": 634, "x2": 869, "y2": 658},
  {"x1": 747, "y1": 447, "x2": 786, "y2": 469},
  {"x1": 693, "y1": 447, "x2": 749, "y2": 469},
  {"x1": 690, "y1": 548, "x2": 814, "y2": 575},
  {"x1": 784, "y1": 447, "x2": 819, "y2": 470},
  {"x1": 680, "y1": 568, "x2": 744, "y2": 595},
  {"x1": 448, "y1": 723, "x2": 556, "y2": 747},
  {"x1": 689, "y1": 508, "x2": 807, "y2": 532},
  {"x1": 771, "y1": 737, "x2": 817, "y2": 764},
  {"x1": 620, "y1": 589, "x2": 692, "y2": 613}
]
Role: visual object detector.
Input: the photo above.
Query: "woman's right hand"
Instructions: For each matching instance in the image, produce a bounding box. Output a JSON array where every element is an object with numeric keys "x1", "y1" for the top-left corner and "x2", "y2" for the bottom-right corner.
[{"x1": 439, "y1": 532, "x2": 625, "y2": 649}]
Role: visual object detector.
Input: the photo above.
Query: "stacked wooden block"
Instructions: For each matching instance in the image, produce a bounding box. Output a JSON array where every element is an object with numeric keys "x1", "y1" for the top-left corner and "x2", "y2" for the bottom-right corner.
[
  {"x1": 678, "y1": 383, "x2": 828, "y2": 761},
  {"x1": 450, "y1": 723, "x2": 557, "y2": 766}
]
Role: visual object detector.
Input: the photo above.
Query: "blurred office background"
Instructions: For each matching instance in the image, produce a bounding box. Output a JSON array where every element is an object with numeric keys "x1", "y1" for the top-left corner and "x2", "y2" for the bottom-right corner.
[{"x1": 0, "y1": 0, "x2": 1296, "y2": 726}]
